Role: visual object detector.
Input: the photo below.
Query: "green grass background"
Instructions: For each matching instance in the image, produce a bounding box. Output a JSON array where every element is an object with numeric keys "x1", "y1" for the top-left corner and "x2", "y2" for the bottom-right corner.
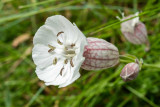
[{"x1": 0, "y1": 0, "x2": 160, "y2": 107}]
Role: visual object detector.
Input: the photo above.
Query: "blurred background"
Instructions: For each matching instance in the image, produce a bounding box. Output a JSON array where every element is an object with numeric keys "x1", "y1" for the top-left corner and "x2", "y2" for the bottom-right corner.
[{"x1": 0, "y1": 0, "x2": 160, "y2": 107}]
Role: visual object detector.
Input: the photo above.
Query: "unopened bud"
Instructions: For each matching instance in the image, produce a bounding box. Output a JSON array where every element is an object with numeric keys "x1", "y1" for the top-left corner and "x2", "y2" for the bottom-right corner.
[
  {"x1": 120, "y1": 62, "x2": 139, "y2": 81},
  {"x1": 81, "y1": 37, "x2": 119, "y2": 70},
  {"x1": 119, "y1": 12, "x2": 150, "y2": 51}
]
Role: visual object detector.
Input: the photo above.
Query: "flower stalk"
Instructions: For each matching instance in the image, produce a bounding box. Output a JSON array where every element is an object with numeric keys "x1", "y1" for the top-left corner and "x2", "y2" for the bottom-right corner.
[{"x1": 119, "y1": 54, "x2": 160, "y2": 69}]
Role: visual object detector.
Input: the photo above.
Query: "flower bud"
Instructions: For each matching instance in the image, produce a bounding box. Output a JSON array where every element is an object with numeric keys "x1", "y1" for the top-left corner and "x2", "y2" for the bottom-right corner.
[
  {"x1": 120, "y1": 62, "x2": 139, "y2": 81},
  {"x1": 81, "y1": 37, "x2": 119, "y2": 70},
  {"x1": 120, "y1": 12, "x2": 150, "y2": 51}
]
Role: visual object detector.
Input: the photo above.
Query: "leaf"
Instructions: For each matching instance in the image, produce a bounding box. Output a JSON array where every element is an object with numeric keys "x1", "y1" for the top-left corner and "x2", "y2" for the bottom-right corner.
[{"x1": 12, "y1": 32, "x2": 31, "y2": 47}]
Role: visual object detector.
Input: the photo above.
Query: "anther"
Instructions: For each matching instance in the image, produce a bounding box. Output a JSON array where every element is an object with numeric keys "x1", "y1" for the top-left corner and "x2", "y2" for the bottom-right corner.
[
  {"x1": 48, "y1": 49, "x2": 53, "y2": 52},
  {"x1": 57, "y1": 31, "x2": 64, "y2": 37},
  {"x1": 64, "y1": 59, "x2": 68, "y2": 64},
  {"x1": 71, "y1": 43, "x2": 75, "y2": 47},
  {"x1": 53, "y1": 57, "x2": 57, "y2": 65},
  {"x1": 70, "y1": 58, "x2": 74, "y2": 67},
  {"x1": 48, "y1": 44, "x2": 55, "y2": 52},
  {"x1": 60, "y1": 67, "x2": 64, "y2": 76},
  {"x1": 57, "y1": 39, "x2": 63, "y2": 45},
  {"x1": 48, "y1": 44, "x2": 55, "y2": 49}
]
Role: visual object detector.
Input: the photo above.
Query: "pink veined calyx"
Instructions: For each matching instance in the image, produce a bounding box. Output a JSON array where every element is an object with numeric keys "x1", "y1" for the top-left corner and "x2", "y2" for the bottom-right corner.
[
  {"x1": 120, "y1": 62, "x2": 140, "y2": 81},
  {"x1": 81, "y1": 37, "x2": 119, "y2": 70}
]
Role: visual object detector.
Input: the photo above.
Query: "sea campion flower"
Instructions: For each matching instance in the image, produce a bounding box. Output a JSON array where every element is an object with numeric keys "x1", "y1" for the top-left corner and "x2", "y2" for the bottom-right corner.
[
  {"x1": 117, "y1": 12, "x2": 150, "y2": 51},
  {"x1": 32, "y1": 15, "x2": 87, "y2": 88},
  {"x1": 120, "y1": 62, "x2": 140, "y2": 81},
  {"x1": 81, "y1": 37, "x2": 119, "y2": 70}
]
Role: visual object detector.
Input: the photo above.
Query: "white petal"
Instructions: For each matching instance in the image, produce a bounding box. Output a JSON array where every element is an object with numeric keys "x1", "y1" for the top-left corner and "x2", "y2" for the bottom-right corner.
[
  {"x1": 32, "y1": 44, "x2": 66, "y2": 69},
  {"x1": 32, "y1": 44, "x2": 55, "y2": 69},
  {"x1": 58, "y1": 73, "x2": 80, "y2": 88},
  {"x1": 74, "y1": 41, "x2": 87, "y2": 61},
  {"x1": 132, "y1": 17, "x2": 139, "y2": 27},
  {"x1": 73, "y1": 24, "x2": 88, "y2": 60},
  {"x1": 35, "y1": 62, "x2": 63, "y2": 83},
  {"x1": 58, "y1": 57, "x2": 85, "y2": 88},
  {"x1": 45, "y1": 15, "x2": 82, "y2": 45},
  {"x1": 33, "y1": 25, "x2": 57, "y2": 46},
  {"x1": 73, "y1": 23, "x2": 88, "y2": 46},
  {"x1": 46, "y1": 57, "x2": 85, "y2": 88},
  {"x1": 45, "y1": 63, "x2": 72, "y2": 86}
]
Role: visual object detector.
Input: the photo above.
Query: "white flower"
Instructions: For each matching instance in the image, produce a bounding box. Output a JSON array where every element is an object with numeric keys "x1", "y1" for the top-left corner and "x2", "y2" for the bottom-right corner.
[{"x1": 32, "y1": 15, "x2": 87, "y2": 88}]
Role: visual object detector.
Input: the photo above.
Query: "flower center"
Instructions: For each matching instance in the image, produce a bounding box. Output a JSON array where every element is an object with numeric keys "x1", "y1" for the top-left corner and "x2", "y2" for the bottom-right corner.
[
  {"x1": 48, "y1": 31, "x2": 76, "y2": 76},
  {"x1": 64, "y1": 46, "x2": 76, "y2": 58}
]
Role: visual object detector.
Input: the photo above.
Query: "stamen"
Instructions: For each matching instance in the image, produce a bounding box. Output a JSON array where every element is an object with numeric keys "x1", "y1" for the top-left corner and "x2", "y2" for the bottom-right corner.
[
  {"x1": 57, "y1": 39, "x2": 63, "y2": 45},
  {"x1": 64, "y1": 59, "x2": 68, "y2": 64},
  {"x1": 57, "y1": 31, "x2": 64, "y2": 37},
  {"x1": 53, "y1": 57, "x2": 57, "y2": 65},
  {"x1": 70, "y1": 58, "x2": 74, "y2": 67},
  {"x1": 48, "y1": 44, "x2": 55, "y2": 49},
  {"x1": 60, "y1": 67, "x2": 64, "y2": 76},
  {"x1": 71, "y1": 43, "x2": 75, "y2": 47},
  {"x1": 48, "y1": 44, "x2": 55, "y2": 52},
  {"x1": 48, "y1": 49, "x2": 53, "y2": 52}
]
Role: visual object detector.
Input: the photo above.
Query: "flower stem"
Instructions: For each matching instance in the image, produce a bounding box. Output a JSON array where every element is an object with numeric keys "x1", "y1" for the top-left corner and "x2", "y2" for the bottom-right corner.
[
  {"x1": 119, "y1": 55, "x2": 135, "y2": 61},
  {"x1": 119, "y1": 54, "x2": 160, "y2": 69},
  {"x1": 143, "y1": 63, "x2": 160, "y2": 69},
  {"x1": 119, "y1": 59, "x2": 133, "y2": 63},
  {"x1": 119, "y1": 54, "x2": 137, "y2": 63}
]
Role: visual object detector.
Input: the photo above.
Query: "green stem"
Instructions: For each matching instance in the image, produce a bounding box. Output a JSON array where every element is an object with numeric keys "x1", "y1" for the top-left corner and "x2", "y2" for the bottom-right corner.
[
  {"x1": 25, "y1": 85, "x2": 46, "y2": 107},
  {"x1": 119, "y1": 55, "x2": 136, "y2": 61},
  {"x1": 143, "y1": 63, "x2": 160, "y2": 69},
  {"x1": 119, "y1": 59, "x2": 133, "y2": 63},
  {"x1": 119, "y1": 54, "x2": 160, "y2": 69},
  {"x1": 126, "y1": 86, "x2": 159, "y2": 107}
]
